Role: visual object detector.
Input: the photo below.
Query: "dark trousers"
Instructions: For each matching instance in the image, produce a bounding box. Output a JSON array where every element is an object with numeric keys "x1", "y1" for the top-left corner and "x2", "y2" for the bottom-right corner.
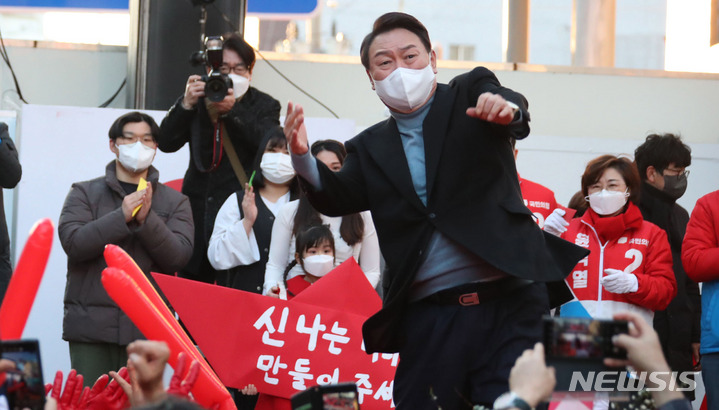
[
  {"x1": 703, "y1": 352, "x2": 719, "y2": 410},
  {"x1": 393, "y1": 282, "x2": 548, "y2": 409},
  {"x1": 68, "y1": 341, "x2": 128, "y2": 388}
]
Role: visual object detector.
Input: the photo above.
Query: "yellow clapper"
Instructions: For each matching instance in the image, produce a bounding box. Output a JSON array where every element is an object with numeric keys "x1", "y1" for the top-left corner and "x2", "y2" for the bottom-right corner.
[{"x1": 131, "y1": 177, "x2": 147, "y2": 217}]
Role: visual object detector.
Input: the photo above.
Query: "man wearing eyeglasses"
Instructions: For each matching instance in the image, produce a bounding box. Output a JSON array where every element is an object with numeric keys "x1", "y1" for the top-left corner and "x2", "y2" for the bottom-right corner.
[
  {"x1": 158, "y1": 33, "x2": 281, "y2": 286},
  {"x1": 634, "y1": 133, "x2": 700, "y2": 401}
]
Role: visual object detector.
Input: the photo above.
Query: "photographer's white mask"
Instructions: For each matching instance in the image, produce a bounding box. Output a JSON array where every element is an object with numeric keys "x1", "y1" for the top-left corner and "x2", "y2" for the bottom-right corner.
[
  {"x1": 302, "y1": 254, "x2": 335, "y2": 278},
  {"x1": 585, "y1": 189, "x2": 629, "y2": 215},
  {"x1": 372, "y1": 62, "x2": 435, "y2": 112},
  {"x1": 260, "y1": 152, "x2": 295, "y2": 184},
  {"x1": 228, "y1": 73, "x2": 250, "y2": 99},
  {"x1": 117, "y1": 141, "x2": 156, "y2": 173}
]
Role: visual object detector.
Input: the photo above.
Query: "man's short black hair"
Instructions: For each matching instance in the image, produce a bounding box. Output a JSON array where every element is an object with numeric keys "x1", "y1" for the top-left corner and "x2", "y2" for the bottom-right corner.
[
  {"x1": 360, "y1": 12, "x2": 432, "y2": 70},
  {"x1": 634, "y1": 133, "x2": 691, "y2": 181},
  {"x1": 222, "y1": 32, "x2": 256, "y2": 74},
  {"x1": 108, "y1": 111, "x2": 160, "y2": 142}
]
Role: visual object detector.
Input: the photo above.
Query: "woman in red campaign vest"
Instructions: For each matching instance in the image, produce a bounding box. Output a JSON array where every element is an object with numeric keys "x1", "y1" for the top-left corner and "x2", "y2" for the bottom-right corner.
[{"x1": 551, "y1": 155, "x2": 676, "y2": 325}]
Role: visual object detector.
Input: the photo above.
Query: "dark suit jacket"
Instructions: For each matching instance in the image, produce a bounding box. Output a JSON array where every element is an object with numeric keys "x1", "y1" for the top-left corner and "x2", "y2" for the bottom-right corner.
[
  {"x1": 302, "y1": 67, "x2": 587, "y2": 353},
  {"x1": 0, "y1": 122, "x2": 21, "y2": 306}
]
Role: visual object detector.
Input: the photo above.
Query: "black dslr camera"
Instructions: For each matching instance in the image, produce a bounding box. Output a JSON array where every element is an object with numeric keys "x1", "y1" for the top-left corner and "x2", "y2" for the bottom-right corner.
[{"x1": 201, "y1": 36, "x2": 233, "y2": 102}]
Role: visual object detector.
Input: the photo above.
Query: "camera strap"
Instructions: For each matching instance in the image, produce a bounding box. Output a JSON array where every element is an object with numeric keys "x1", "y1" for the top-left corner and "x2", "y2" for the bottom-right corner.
[{"x1": 219, "y1": 122, "x2": 249, "y2": 186}]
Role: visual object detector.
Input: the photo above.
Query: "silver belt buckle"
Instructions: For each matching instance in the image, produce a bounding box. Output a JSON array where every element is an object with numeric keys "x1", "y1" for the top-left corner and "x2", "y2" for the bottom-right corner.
[{"x1": 458, "y1": 292, "x2": 480, "y2": 306}]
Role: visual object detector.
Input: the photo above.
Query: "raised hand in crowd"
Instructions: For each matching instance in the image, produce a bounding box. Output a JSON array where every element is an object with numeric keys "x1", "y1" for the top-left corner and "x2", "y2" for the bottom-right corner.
[
  {"x1": 113, "y1": 340, "x2": 171, "y2": 407},
  {"x1": 503, "y1": 343, "x2": 556, "y2": 409},
  {"x1": 240, "y1": 384, "x2": 257, "y2": 396},
  {"x1": 45, "y1": 369, "x2": 85, "y2": 410},
  {"x1": 241, "y1": 184, "x2": 258, "y2": 237},
  {"x1": 45, "y1": 367, "x2": 130, "y2": 410},
  {"x1": 112, "y1": 340, "x2": 204, "y2": 408},
  {"x1": 283, "y1": 102, "x2": 308, "y2": 155},
  {"x1": 604, "y1": 311, "x2": 687, "y2": 408},
  {"x1": 167, "y1": 352, "x2": 200, "y2": 399}
]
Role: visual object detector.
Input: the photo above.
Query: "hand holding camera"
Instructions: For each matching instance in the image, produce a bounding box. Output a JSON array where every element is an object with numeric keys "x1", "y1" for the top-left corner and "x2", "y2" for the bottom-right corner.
[
  {"x1": 182, "y1": 75, "x2": 205, "y2": 110},
  {"x1": 184, "y1": 36, "x2": 237, "y2": 115}
]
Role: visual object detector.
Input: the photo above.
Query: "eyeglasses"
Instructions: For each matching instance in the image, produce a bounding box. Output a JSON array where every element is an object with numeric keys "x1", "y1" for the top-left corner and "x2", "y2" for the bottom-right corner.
[
  {"x1": 664, "y1": 168, "x2": 690, "y2": 179},
  {"x1": 219, "y1": 63, "x2": 248, "y2": 76}
]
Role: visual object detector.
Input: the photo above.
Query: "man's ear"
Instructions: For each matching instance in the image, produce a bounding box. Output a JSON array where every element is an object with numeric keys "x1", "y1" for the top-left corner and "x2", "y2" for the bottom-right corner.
[
  {"x1": 646, "y1": 166, "x2": 658, "y2": 183},
  {"x1": 430, "y1": 49, "x2": 438, "y2": 74},
  {"x1": 109, "y1": 139, "x2": 118, "y2": 155},
  {"x1": 366, "y1": 70, "x2": 375, "y2": 90}
]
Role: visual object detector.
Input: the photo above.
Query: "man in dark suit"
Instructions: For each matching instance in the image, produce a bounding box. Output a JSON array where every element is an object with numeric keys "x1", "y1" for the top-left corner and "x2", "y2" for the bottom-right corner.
[
  {"x1": 0, "y1": 122, "x2": 22, "y2": 306},
  {"x1": 284, "y1": 12, "x2": 586, "y2": 409}
]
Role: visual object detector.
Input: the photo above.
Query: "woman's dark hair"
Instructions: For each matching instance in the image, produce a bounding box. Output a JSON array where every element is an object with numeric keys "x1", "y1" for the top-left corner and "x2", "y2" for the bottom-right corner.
[
  {"x1": 581, "y1": 155, "x2": 641, "y2": 205},
  {"x1": 251, "y1": 126, "x2": 298, "y2": 194},
  {"x1": 282, "y1": 224, "x2": 335, "y2": 287},
  {"x1": 108, "y1": 111, "x2": 159, "y2": 142},
  {"x1": 222, "y1": 33, "x2": 256, "y2": 74},
  {"x1": 311, "y1": 139, "x2": 346, "y2": 161},
  {"x1": 360, "y1": 12, "x2": 432, "y2": 70},
  {"x1": 294, "y1": 140, "x2": 364, "y2": 245},
  {"x1": 567, "y1": 190, "x2": 588, "y2": 218}
]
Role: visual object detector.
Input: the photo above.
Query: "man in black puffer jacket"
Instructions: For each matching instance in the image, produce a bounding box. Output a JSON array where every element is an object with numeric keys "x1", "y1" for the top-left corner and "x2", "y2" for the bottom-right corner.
[{"x1": 635, "y1": 133, "x2": 700, "y2": 400}]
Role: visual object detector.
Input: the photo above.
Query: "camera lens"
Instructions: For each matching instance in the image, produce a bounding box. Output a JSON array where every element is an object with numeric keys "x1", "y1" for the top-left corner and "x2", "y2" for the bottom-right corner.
[{"x1": 204, "y1": 75, "x2": 228, "y2": 102}]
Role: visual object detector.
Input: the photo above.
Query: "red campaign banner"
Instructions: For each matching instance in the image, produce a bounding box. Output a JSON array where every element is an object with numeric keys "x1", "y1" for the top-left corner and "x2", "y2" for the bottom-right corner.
[{"x1": 152, "y1": 258, "x2": 398, "y2": 409}]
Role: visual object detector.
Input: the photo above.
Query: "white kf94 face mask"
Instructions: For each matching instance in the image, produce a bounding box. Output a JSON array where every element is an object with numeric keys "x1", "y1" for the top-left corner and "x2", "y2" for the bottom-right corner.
[
  {"x1": 260, "y1": 152, "x2": 295, "y2": 184},
  {"x1": 302, "y1": 254, "x2": 335, "y2": 278},
  {"x1": 586, "y1": 189, "x2": 629, "y2": 215},
  {"x1": 373, "y1": 62, "x2": 435, "y2": 112},
  {"x1": 117, "y1": 141, "x2": 156, "y2": 173},
  {"x1": 228, "y1": 73, "x2": 250, "y2": 99}
]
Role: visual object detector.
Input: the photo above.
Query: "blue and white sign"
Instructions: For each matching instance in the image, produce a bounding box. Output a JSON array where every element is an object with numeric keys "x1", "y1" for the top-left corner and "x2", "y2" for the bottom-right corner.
[
  {"x1": 0, "y1": 0, "x2": 128, "y2": 9},
  {"x1": 0, "y1": 0, "x2": 319, "y2": 15}
]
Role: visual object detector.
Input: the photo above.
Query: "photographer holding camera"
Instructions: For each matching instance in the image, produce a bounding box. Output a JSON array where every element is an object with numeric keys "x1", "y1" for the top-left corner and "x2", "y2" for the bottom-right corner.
[{"x1": 158, "y1": 33, "x2": 281, "y2": 285}]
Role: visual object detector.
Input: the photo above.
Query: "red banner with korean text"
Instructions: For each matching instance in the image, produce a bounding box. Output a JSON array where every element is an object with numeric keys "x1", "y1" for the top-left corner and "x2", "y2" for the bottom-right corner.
[{"x1": 152, "y1": 258, "x2": 397, "y2": 409}]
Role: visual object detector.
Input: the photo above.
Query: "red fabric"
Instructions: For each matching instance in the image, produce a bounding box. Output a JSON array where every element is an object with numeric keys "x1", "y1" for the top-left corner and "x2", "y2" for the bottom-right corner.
[
  {"x1": 518, "y1": 176, "x2": 559, "y2": 228},
  {"x1": 286, "y1": 275, "x2": 311, "y2": 299},
  {"x1": 163, "y1": 178, "x2": 184, "y2": 192},
  {"x1": 682, "y1": 190, "x2": 719, "y2": 282},
  {"x1": 255, "y1": 393, "x2": 292, "y2": 410},
  {"x1": 560, "y1": 202, "x2": 677, "y2": 311},
  {"x1": 584, "y1": 202, "x2": 643, "y2": 243},
  {"x1": 151, "y1": 258, "x2": 394, "y2": 409}
]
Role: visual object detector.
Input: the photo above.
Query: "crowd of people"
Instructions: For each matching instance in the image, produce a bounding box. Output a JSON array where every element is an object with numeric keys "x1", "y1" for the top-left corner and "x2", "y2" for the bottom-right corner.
[{"x1": 0, "y1": 10, "x2": 718, "y2": 410}]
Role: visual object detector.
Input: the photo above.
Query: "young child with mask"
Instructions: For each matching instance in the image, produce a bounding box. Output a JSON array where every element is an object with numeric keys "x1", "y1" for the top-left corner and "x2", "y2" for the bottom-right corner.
[
  {"x1": 280, "y1": 224, "x2": 336, "y2": 299},
  {"x1": 263, "y1": 140, "x2": 380, "y2": 298}
]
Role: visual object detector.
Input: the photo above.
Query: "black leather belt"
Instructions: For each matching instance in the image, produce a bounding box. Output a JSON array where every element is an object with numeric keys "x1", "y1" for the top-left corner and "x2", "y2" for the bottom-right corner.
[{"x1": 421, "y1": 277, "x2": 534, "y2": 306}]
